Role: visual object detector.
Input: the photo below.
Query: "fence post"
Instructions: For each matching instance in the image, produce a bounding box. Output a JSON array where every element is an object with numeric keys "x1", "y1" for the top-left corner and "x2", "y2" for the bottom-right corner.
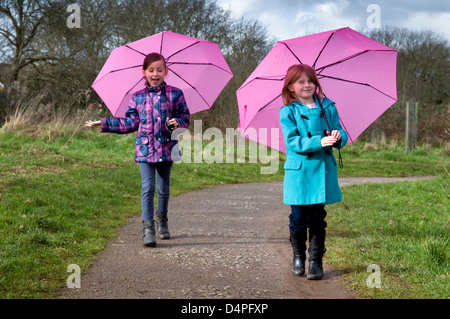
[{"x1": 405, "y1": 100, "x2": 418, "y2": 153}]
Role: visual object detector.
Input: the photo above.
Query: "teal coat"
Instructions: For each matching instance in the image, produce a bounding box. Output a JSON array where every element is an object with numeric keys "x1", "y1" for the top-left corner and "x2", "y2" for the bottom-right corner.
[{"x1": 279, "y1": 97, "x2": 348, "y2": 205}]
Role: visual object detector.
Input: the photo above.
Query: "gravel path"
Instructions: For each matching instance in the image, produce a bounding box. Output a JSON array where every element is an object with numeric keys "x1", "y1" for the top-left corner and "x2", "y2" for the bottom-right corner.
[{"x1": 57, "y1": 176, "x2": 434, "y2": 300}]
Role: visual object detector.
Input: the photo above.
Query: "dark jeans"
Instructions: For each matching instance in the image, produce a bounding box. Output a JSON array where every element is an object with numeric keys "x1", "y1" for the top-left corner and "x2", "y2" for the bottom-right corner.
[
  {"x1": 140, "y1": 162, "x2": 173, "y2": 221},
  {"x1": 289, "y1": 204, "x2": 327, "y2": 233}
]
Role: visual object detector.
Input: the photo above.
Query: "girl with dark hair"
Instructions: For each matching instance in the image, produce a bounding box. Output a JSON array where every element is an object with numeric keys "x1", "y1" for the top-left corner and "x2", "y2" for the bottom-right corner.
[{"x1": 86, "y1": 52, "x2": 190, "y2": 247}]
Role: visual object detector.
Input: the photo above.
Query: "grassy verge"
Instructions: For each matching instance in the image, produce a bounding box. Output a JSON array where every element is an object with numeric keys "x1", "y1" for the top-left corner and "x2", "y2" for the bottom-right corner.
[
  {"x1": 0, "y1": 129, "x2": 284, "y2": 298},
  {"x1": 0, "y1": 127, "x2": 448, "y2": 298},
  {"x1": 327, "y1": 176, "x2": 449, "y2": 299},
  {"x1": 336, "y1": 141, "x2": 449, "y2": 177}
]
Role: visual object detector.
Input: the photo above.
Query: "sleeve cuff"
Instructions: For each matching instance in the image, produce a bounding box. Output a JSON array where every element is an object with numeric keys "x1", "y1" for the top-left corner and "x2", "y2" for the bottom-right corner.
[{"x1": 100, "y1": 118, "x2": 108, "y2": 132}]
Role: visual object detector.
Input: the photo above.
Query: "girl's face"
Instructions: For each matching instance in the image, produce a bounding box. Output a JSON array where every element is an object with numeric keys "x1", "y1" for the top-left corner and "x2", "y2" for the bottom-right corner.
[
  {"x1": 288, "y1": 73, "x2": 316, "y2": 104},
  {"x1": 142, "y1": 59, "x2": 168, "y2": 87}
]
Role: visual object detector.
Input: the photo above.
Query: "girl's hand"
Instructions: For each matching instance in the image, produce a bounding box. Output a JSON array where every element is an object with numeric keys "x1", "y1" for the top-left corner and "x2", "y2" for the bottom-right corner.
[
  {"x1": 331, "y1": 130, "x2": 341, "y2": 141},
  {"x1": 166, "y1": 118, "x2": 179, "y2": 129},
  {"x1": 85, "y1": 120, "x2": 101, "y2": 127},
  {"x1": 321, "y1": 135, "x2": 338, "y2": 148}
]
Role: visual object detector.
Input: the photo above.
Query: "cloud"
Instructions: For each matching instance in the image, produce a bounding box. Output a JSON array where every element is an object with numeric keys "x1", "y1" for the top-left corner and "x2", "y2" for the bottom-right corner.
[
  {"x1": 218, "y1": 0, "x2": 261, "y2": 17},
  {"x1": 291, "y1": 1, "x2": 361, "y2": 36},
  {"x1": 216, "y1": 0, "x2": 450, "y2": 42},
  {"x1": 400, "y1": 11, "x2": 450, "y2": 41}
]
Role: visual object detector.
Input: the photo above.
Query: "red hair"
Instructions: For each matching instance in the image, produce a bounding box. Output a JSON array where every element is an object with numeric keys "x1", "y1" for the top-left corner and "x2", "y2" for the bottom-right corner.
[{"x1": 281, "y1": 64, "x2": 324, "y2": 105}]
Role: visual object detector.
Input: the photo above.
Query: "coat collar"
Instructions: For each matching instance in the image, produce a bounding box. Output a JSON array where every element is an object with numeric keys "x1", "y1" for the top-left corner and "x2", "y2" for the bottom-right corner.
[
  {"x1": 291, "y1": 96, "x2": 333, "y2": 108},
  {"x1": 146, "y1": 81, "x2": 166, "y2": 93}
]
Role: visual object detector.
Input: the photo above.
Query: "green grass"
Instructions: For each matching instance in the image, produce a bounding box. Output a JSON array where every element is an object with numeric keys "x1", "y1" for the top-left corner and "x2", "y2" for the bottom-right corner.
[
  {"x1": 336, "y1": 142, "x2": 449, "y2": 177},
  {"x1": 326, "y1": 177, "x2": 449, "y2": 298},
  {"x1": 0, "y1": 128, "x2": 448, "y2": 298},
  {"x1": 0, "y1": 130, "x2": 284, "y2": 298}
]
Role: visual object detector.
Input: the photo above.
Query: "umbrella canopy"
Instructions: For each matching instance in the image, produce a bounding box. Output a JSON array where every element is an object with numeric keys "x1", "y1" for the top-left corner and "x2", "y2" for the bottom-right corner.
[
  {"x1": 236, "y1": 27, "x2": 397, "y2": 153},
  {"x1": 92, "y1": 31, "x2": 233, "y2": 117}
]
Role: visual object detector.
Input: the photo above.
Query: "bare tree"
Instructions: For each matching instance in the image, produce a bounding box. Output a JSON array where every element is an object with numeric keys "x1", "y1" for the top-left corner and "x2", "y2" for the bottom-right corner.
[
  {"x1": 0, "y1": 0, "x2": 274, "y2": 130},
  {"x1": 206, "y1": 17, "x2": 274, "y2": 129},
  {"x1": 0, "y1": 0, "x2": 52, "y2": 85},
  {"x1": 368, "y1": 26, "x2": 449, "y2": 105},
  {"x1": 365, "y1": 26, "x2": 450, "y2": 144}
]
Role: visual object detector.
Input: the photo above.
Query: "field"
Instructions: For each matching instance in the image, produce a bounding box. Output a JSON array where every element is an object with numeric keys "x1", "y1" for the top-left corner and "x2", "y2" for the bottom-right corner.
[{"x1": 0, "y1": 127, "x2": 448, "y2": 298}]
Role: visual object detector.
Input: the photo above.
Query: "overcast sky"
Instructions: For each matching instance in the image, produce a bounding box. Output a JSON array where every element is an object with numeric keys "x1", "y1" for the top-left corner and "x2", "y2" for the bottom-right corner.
[{"x1": 216, "y1": 0, "x2": 450, "y2": 42}]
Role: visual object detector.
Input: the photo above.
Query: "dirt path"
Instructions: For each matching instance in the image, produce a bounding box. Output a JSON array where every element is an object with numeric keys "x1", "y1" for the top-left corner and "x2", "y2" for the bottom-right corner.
[{"x1": 57, "y1": 176, "x2": 434, "y2": 300}]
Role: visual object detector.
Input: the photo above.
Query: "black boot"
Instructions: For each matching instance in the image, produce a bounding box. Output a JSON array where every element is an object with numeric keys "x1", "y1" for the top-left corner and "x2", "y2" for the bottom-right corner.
[
  {"x1": 307, "y1": 230, "x2": 326, "y2": 280},
  {"x1": 155, "y1": 214, "x2": 170, "y2": 239},
  {"x1": 289, "y1": 229, "x2": 307, "y2": 276},
  {"x1": 143, "y1": 220, "x2": 156, "y2": 247}
]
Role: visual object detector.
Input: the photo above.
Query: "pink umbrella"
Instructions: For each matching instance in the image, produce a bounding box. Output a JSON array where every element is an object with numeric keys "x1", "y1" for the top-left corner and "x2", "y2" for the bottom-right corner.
[
  {"x1": 236, "y1": 27, "x2": 397, "y2": 153},
  {"x1": 92, "y1": 31, "x2": 233, "y2": 117}
]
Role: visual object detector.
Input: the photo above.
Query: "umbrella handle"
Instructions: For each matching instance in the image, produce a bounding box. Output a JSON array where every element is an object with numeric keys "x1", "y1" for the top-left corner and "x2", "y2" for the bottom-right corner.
[
  {"x1": 318, "y1": 98, "x2": 343, "y2": 169},
  {"x1": 317, "y1": 98, "x2": 332, "y2": 133}
]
